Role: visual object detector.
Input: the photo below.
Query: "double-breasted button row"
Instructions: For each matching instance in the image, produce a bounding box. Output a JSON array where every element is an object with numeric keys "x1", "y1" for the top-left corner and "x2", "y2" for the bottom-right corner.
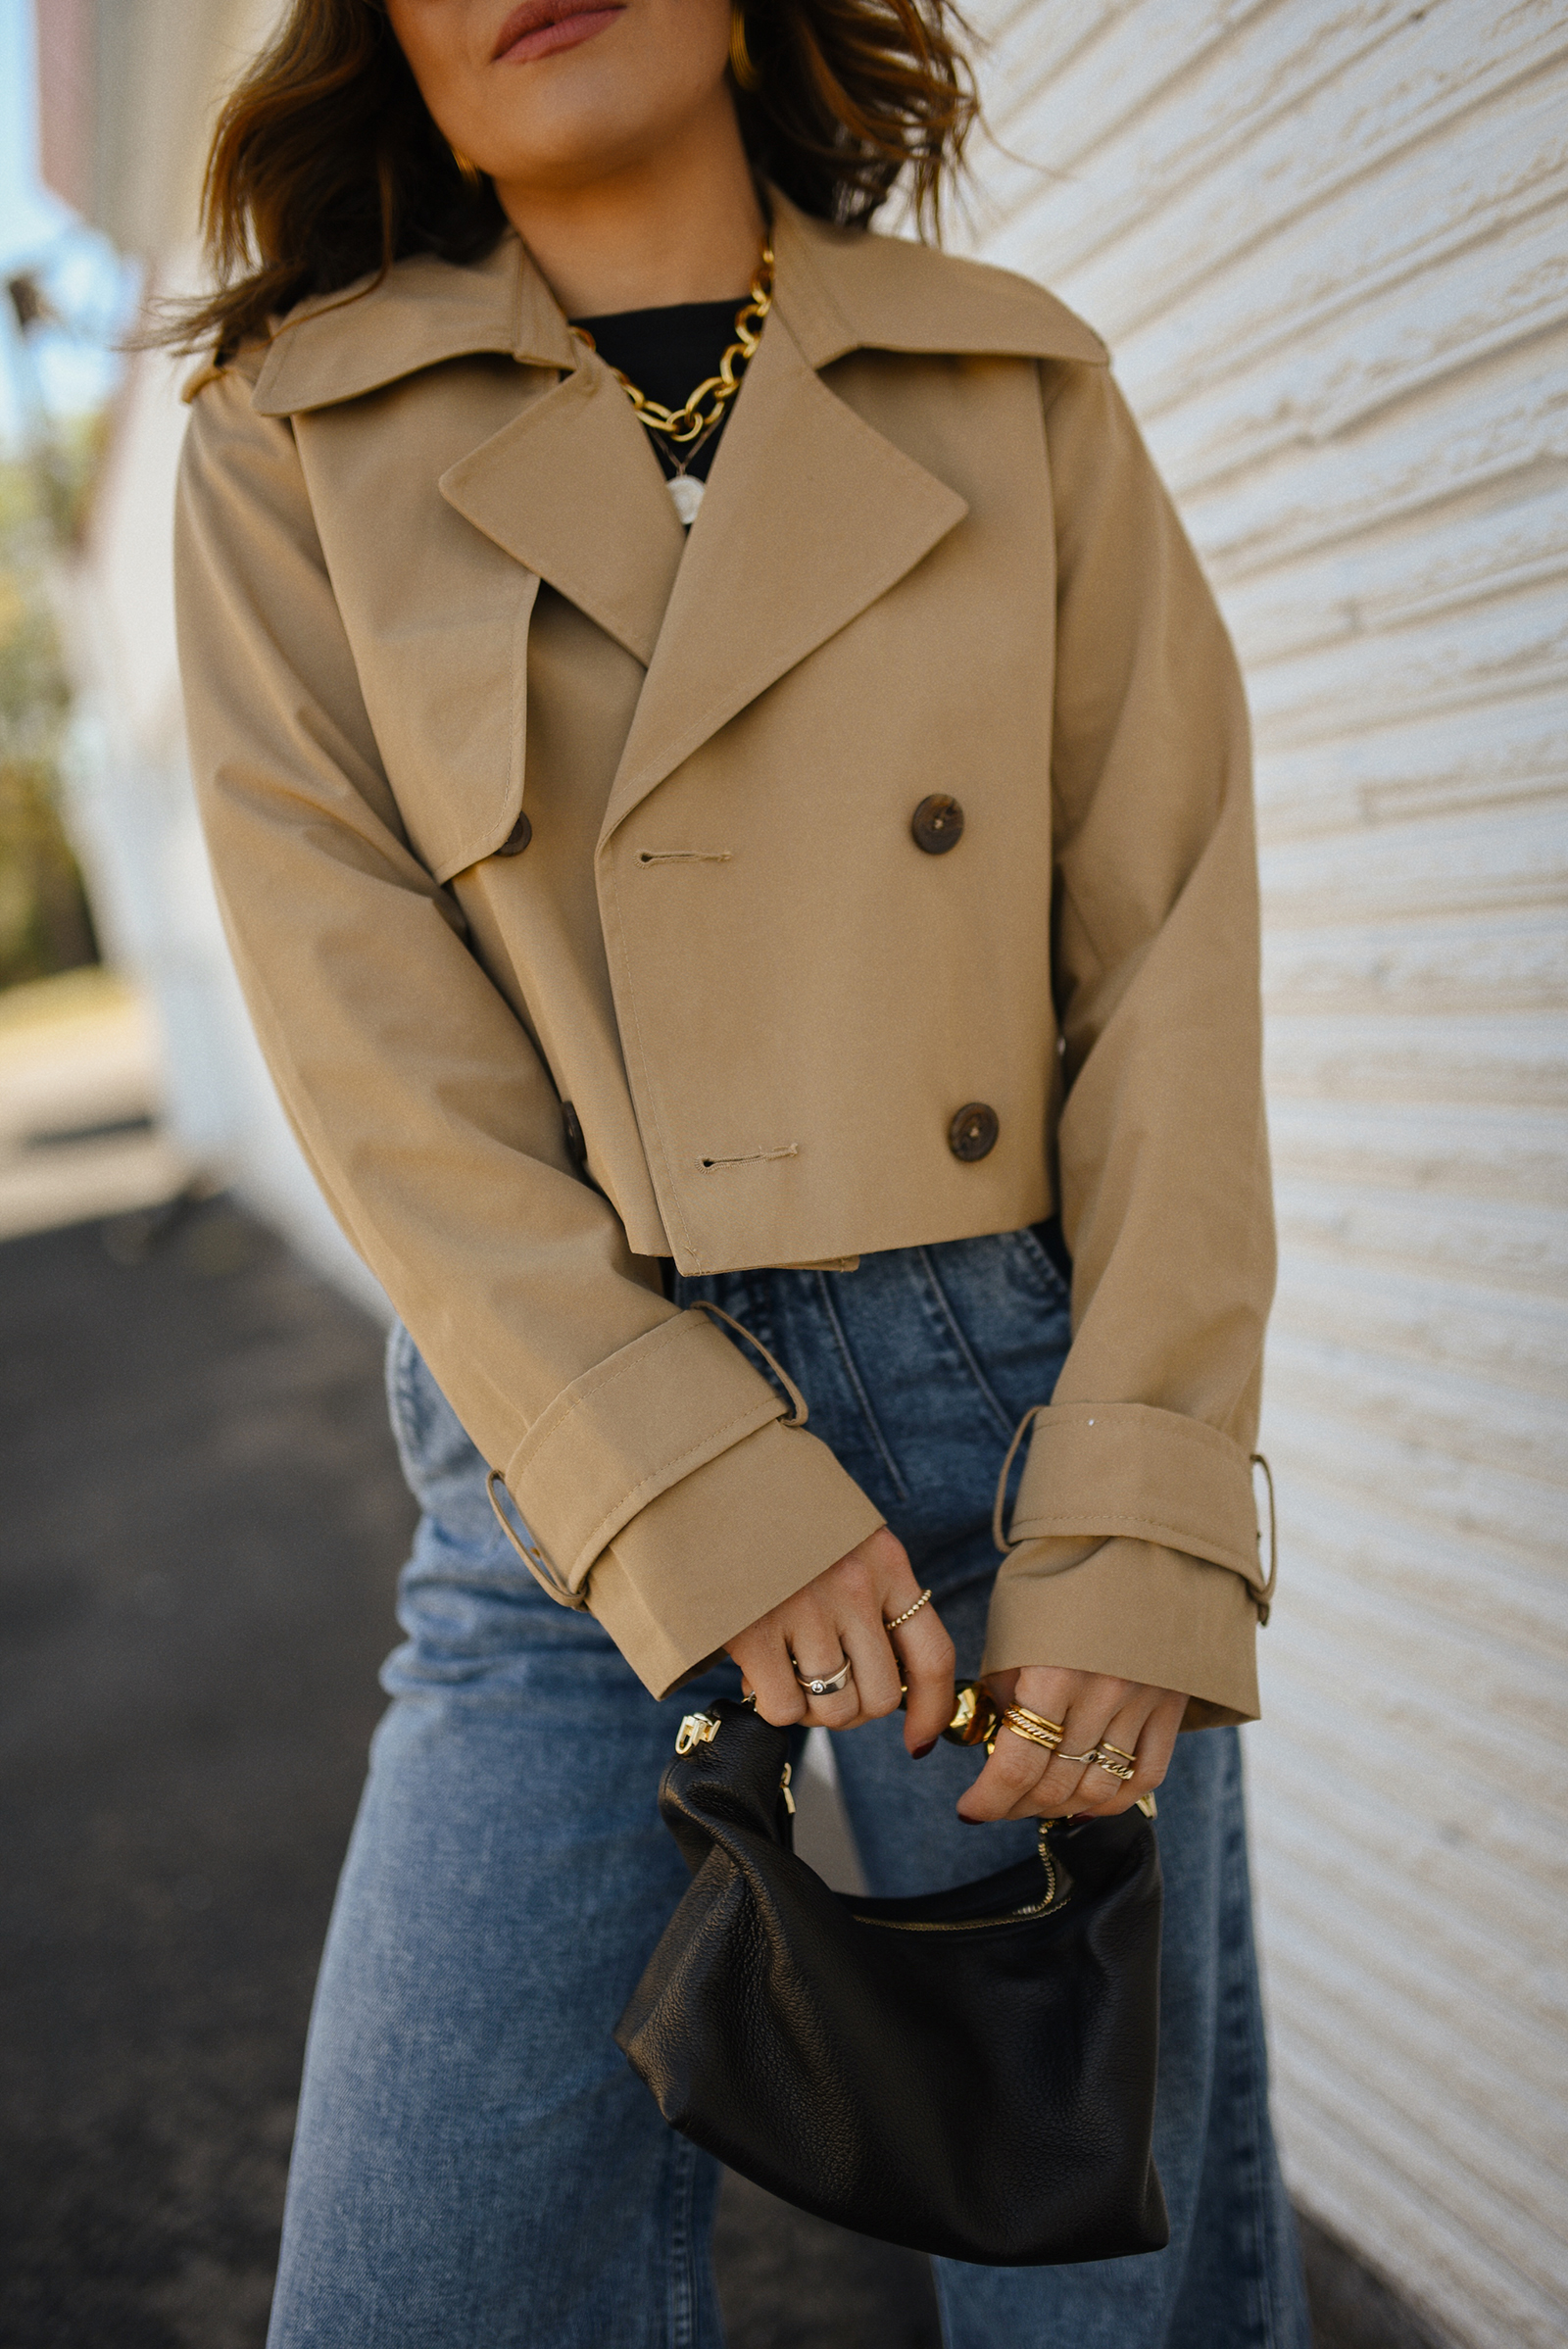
[
  {"x1": 910, "y1": 794, "x2": 964, "y2": 855},
  {"x1": 912, "y1": 799, "x2": 988, "y2": 1159},
  {"x1": 948, "y1": 1101, "x2": 999, "y2": 1161}
]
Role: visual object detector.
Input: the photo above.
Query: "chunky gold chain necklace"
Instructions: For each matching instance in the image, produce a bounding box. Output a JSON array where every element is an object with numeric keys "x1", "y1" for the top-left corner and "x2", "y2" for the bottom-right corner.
[{"x1": 571, "y1": 244, "x2": 774, "y2": 523}]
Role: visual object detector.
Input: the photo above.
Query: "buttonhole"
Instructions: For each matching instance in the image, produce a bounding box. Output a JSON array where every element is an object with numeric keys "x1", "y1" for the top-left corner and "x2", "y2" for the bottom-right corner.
[
  {"x1": 638, "y1": 850, "x2": 733, "y2": 864},
  {"x1": 699, "y1": 1145, "x2": 800, "y2": 1169}
]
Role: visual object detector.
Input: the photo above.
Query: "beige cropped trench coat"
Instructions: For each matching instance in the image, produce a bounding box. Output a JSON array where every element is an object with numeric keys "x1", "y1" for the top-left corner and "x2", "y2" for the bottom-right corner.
[{"x1": 174, "y1": 191, "x2": 1275, "y2": 1722}]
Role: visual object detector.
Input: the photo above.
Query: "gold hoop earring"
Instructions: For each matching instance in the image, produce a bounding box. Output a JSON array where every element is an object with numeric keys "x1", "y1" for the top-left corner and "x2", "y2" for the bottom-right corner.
[
  {"x1": 729, "y1": 5, "x2": 760, "y2": 90},
  {"x1": 450, "y1": 148, "x2": 483, "y2": 186}
]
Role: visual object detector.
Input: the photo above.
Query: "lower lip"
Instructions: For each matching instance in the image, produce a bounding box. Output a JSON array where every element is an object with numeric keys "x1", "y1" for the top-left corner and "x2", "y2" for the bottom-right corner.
[{"x1": 497, "y1": 7, "x2": 623, "y2": 64}]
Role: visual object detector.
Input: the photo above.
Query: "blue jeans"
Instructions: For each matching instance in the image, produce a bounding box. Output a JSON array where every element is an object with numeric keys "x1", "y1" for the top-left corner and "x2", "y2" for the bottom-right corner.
[{"x1": 268, "y1": 1232, "x2": 1309, "y2": 2348}]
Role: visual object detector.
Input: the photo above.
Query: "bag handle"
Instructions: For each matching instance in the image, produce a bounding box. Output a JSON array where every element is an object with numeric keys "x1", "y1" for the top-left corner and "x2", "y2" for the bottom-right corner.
[{"x1": 686, "y1": 1297, "x2": 808, "y2": 1428}]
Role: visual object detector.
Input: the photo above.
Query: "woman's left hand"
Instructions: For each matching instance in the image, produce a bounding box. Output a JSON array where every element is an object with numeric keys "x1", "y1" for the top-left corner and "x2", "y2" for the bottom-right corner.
[{"x1": 955, "y1": 1668, "x2": 1187, "y2": 1823}]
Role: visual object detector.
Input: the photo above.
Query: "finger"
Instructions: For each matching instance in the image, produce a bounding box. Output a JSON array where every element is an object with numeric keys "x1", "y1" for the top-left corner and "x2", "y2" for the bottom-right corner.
[
  {"x1": 786, "y1": 1612, "x2": 860, "y2": 1729},
  {"x1": 736, "y1": 1605, "x2": 837, "y2": 1729},
  {"x1": 1070, "y1": 1692, "x2": 1183, "y2": 1815},
  {"x1": 1061, "y1": 1706, "x2": 1148, "y2": 1816},
  {"x1": 739, "y1": 1632, "x2": 808, "y2": 1727},
  {"x1": 1031, "y1": 1689, "x2": 1164, "y2": 1819},
  {"x1": 976, "y1": 1682, "x2": 1125, "y2": 1821},
  {"x1": 891, "y1": 1604, "x2": 956, "y2": 1753},
  {"x1": 801, "y1": 1678, "x2": 860, "y2": 1730},
  {"x1": 956, "y1": 1718, "x2": 1058, "y2": 1822},
  {"x1": 1134, "y1": 1694, "x2": 1184, "y2": 1791},
  {"x1": 837, "y1": 1613, "x2": 903, "y2": 1724}
]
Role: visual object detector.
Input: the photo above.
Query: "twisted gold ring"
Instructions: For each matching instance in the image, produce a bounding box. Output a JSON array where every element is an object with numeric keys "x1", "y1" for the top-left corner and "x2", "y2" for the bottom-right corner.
[
  {"x1": 1001, "y1": 1705, "x2": 1064, "y2": 1754},
  {"x1": 883, "y1": 1589, "x2": 933, "y2": 1633}
]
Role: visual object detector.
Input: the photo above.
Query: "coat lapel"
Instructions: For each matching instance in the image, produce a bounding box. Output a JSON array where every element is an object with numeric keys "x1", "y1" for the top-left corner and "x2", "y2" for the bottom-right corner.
[
  {"x1": 599, "y1": 299, "x2": 968, "y2": 844},
  {"x1": 438, "y1": 361, "x2": 685, "y2": 668},
  {"x1": 243, "y1": 195, "x2": 1102, "y2": 767},
  {"x1": 249, "y1": 230, "x2": 686, "y2": 669}
]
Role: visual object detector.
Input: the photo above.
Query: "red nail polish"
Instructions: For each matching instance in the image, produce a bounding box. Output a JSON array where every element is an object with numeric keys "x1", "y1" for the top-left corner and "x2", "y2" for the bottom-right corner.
[{"x1": 911, "y1": 1739, "x2": 936, "y2": 1759}]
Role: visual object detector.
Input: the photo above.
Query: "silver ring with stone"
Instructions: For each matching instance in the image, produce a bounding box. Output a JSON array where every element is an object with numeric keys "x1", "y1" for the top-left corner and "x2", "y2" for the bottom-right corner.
[{"x1": 793, "y1": 1656, "x2": 854, "y2": 1697}]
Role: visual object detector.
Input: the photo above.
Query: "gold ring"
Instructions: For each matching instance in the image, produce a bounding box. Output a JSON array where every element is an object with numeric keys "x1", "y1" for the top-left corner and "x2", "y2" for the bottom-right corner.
[
  {"x1": 1093, "y1": 1746, "x2": 1137, "y2": 1782},
  {"x1": 1001, "y1": 1707, "x2": 1062, "y2": 1754},
  {"x1": 883, "y1": 1588, "x2": 933, "y2": 1633},
  {"x1": 1006, "y1": 1705, "x2": 1065, "y2": 1741},
  {"x1": 1099, "y1": 1741, "x2": 1137, "y2": 1765},
  {"x1": 1054, "y1": 1750, "x2": 1100, "y2": 1768}
]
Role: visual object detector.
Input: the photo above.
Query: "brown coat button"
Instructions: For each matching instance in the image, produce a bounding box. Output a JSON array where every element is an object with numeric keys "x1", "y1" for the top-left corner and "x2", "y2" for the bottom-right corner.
[
  {"x1": 948, "y1": 1101, "x2": 999, "y2": 1161},
  {"x1": 498, "y1": 811, "x2": 532, "y2": 856},
  {"x1": 911, "y1": 795, "x2": 964, "y2": 855},
  {"x1": 562, "y1": 1101, "x2": 587, "y2": 1169}
]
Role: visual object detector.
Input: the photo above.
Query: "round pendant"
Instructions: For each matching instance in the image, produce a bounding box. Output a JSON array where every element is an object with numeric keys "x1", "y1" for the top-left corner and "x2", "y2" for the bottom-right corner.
[{"x1": 667, "y1": 474, "x2": 705, "y2": 527}]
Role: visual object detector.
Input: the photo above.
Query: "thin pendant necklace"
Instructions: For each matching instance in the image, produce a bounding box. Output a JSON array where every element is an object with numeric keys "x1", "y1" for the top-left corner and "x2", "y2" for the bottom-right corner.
[{"x1": 570, "y1": 243, "x2": 774, "y2": 526}]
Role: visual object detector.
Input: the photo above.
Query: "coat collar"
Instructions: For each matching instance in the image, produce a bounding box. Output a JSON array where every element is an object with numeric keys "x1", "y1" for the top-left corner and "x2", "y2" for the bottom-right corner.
[
  {"x1": 247, "y1": 230, "x2": 576, "y2": 416},
  {"x1": 239, "y1": 193, "x2": 1106, "y2": 835},
  {"x1": 245, "y1": 187, "x2": 1105, "y2": 418}
]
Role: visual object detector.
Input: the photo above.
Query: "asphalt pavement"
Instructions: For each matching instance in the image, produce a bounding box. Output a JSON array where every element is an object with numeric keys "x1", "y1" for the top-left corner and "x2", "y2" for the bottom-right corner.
[{"x1": 0, "y1": 1199, "x2": 1440, "y2": 2347}]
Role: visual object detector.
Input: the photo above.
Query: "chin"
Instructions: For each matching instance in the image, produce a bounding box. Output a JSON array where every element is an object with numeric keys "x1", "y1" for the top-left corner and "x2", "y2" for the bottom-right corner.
[{"x1": 481, "y1": 94, "x2": 680, "y2": 190}]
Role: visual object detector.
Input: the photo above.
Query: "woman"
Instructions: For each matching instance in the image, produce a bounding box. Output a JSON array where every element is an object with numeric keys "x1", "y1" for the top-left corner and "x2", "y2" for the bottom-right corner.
[{"x1": 172, "y1": 1, "x2": 1306, "y2": 2341}]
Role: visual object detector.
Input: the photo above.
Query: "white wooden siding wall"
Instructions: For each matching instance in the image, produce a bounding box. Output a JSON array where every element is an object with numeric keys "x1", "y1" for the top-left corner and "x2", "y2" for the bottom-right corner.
[{"x1": 959, "y1": 6, "x2": 1568, "y2": 2343}]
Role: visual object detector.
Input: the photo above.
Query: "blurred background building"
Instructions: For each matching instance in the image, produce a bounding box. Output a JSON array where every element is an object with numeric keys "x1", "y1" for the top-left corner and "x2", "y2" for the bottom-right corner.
[
  {"x1": 11, "y1": 0, "x2": 387, "y2": 1308},
  {"x1": 8, "y1": 2, "x2": 1567, "y2": 2343}
]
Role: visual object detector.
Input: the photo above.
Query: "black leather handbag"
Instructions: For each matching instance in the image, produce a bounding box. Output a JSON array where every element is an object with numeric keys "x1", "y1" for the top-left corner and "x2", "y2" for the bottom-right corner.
[{"x1": 615, "y1": 1696, "x2": 1169, "y2": 2267}]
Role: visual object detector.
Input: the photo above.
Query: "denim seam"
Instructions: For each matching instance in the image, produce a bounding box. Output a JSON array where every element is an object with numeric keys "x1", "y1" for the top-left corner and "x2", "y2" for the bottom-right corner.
[
  {"x1": 667, "y1": 2129, "x2": 700, "y2": 2349},
  {"x1": 1012, "y1": 1220, "x2": 1070, "y2": 1304},
  {"x1": 915, "y1": 1247, "x2": 1016, "y2": 1444},
  {"x1": 1228, "y1": 1801, "x2": 1283, "y2": 2349},
  {"x1": 812, "y1": 1271, "x2": 910, "y2": 1501},
  {"x1": 386, "y1": 1321, "x2": 420, "y2": 1459}
]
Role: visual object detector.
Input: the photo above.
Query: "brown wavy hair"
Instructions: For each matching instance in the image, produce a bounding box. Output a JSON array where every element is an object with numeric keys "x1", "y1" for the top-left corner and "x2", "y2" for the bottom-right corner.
[{"x1": 160, "y1": 0, "x2": 978, "y2": 357}]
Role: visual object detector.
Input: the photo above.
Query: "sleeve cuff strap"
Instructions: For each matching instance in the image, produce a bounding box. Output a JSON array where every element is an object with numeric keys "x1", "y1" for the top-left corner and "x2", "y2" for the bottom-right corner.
[
  {"x1": 1007, "y1": 1400, "x2": 1266, "y2": 1592},
  {"x1": 503, "y1": 1307, "x2": 787, "y2": 1598}
]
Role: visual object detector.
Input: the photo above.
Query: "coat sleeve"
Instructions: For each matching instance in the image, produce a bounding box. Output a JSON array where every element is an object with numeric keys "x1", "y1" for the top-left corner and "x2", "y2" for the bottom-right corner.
[
  {"x1": 982, "y1": 361, "x2": 1276, "y2": 1728},
  {"x1": 174, "y1": 364, "x2": 883, "y2": 1698}
]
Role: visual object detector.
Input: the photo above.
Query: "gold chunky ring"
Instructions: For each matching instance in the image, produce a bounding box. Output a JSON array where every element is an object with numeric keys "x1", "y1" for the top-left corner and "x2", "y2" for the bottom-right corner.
[
  {"x1": 793, "y1": 1656, "x2": 853, "y2": 1697},
  {"x1": 1001, "y1": 1706, "x2": 1063, "y2": 1755},
  {"x1": 883, "y1": 1588, "x2": 933, "y2": 1633},
  {"x1": 1093, "y1": 1746, "x2": 1137, "y2": 1782},
  {"x1": 1007, "y1": 1704, "x2": 1065, "y2": 1741}
]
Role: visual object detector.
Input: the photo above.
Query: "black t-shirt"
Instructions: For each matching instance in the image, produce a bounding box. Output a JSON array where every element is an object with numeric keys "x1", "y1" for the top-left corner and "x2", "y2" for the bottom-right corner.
[{"x1": 570, "y1": 297, "x2": 748, "y2": 482}]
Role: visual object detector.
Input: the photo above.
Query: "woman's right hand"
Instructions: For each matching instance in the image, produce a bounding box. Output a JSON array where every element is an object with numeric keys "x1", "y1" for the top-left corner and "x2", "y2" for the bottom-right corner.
[{"x1": 724, "y1": 1527, "x2": 956, "y2": 1758}]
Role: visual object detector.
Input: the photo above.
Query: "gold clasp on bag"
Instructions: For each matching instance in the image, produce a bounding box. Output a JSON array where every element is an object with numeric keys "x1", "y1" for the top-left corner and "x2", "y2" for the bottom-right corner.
[{"x1": 675, "y1": 1712, "x2": 722, "y2": 1755}]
